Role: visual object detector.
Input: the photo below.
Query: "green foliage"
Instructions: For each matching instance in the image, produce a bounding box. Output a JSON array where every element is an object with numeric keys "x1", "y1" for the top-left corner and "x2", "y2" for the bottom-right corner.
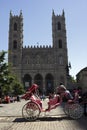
[
  {"x1": 0, "y1": 51, "x2": 9, "y2": 87},
  {"x1": 12, "y1": 82, "x2": 25, "y2": 95},
  {"x1": 0, "y1": 51, "x2": 25, "y2": 96},
  {"x1": 69, "y1": 75, "x2": 76, "y2": 83},
  {"x1": 11, "y1": 75, "x2": 25, "y2": 96}
]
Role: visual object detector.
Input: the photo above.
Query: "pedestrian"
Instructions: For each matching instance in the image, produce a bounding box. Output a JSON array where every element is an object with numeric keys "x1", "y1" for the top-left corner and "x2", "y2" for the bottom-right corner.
[{"x1": 17, "y1": 95, "x2": 20, "y2": 102}]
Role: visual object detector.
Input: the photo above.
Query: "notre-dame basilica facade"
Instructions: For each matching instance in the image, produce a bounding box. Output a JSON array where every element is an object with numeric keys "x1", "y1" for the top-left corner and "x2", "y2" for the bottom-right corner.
[{"x1": 8, "y1": 10, "x2": 69, "y2": 94}]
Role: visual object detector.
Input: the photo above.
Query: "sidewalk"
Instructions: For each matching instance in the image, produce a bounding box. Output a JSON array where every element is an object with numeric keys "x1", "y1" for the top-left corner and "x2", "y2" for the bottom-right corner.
[{"x1": 0, "y1": 99, "x2": 87, "y2": 130}]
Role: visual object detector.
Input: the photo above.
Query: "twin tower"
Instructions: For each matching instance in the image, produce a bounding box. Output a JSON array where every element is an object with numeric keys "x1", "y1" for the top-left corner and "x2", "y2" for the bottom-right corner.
[{"x1": 8, "y1": 10, "x2": 69, "y2": 94}]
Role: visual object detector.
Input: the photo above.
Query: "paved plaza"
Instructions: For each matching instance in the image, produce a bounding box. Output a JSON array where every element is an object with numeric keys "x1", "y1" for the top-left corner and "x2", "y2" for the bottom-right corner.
[{"x1": 0, "y1": 99, "x2": 87, "y2": 130}]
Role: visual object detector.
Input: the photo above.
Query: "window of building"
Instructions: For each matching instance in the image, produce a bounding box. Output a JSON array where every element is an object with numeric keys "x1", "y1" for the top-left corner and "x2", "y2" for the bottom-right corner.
[
  {"x1": 59, "y1": 39, "x2": 62, "y2": 48},
  {"x1": 57, "y1": 22, "x2": 61, "y2": 30},
  {"x1": 13, "y1": 40, "x2": 17, "y2": 49},
  {"x1": 14, "y1": 23, "x2": 17, "y2": 31},
  {"x1": 59, "y1": 55, "x2": 63, "y2": 65}
]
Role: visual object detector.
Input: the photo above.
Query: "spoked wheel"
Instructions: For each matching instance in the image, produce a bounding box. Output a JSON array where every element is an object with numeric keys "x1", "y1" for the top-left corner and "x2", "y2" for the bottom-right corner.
[
  {"x1": 64, "y1": 103, "x2": 71, "y2": 116},
  {"x1": 22, "y1": 101, "x2": 40, "y2": 121},
  {"x1": 69, "y1": 103, "x2": 84, "y2": 119}
]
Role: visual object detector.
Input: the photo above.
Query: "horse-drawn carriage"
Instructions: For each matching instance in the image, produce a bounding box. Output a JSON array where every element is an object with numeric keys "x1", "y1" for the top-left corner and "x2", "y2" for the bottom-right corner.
[{"x1": 22, "y1": 84, "x2": 84, "y2": 121}]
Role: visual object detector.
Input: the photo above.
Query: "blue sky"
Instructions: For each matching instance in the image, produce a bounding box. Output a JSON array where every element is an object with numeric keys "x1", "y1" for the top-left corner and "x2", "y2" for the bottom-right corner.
[{"x1": 0, "y1": 0, "x2": 87, "y2": 78}]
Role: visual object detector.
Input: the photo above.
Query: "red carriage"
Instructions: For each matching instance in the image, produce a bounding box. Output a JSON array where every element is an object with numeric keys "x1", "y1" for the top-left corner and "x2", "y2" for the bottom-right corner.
[{"x1": 22, "y1": 84, "x2": 84, "y2": 121}]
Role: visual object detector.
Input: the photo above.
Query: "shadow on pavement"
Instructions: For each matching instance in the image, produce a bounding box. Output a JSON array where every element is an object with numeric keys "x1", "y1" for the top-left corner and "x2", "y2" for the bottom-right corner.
[
  {"x1": 37, "y1": 116, "x2": 72, "y2": 121},
  {"x1": 13, "y1": 116, "x2": 72, "y2": 122},
  {"x1": 0, "y1": 105, "x2": 4, "y2": 107},
  {"x1": 76, "y1": 116, "x2": 87, "y2": 130},
  {"x1": 13, "y1": 116, "x2": 87, "y2": 129}
]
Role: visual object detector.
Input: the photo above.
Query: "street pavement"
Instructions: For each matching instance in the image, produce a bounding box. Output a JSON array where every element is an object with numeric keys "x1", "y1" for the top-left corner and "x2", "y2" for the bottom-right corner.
[{"x1": 0, "y1": 99, "x2": 87, "y2": 130}]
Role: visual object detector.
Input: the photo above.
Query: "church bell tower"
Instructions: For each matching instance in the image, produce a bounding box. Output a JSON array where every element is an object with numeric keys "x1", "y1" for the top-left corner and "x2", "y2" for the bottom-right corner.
[
  {"x1": 52, "y1": 10, "x2": 69, "y2": 85},
  {"x1": 8, "y1": 10, "x2": 23, "y2": 81}
]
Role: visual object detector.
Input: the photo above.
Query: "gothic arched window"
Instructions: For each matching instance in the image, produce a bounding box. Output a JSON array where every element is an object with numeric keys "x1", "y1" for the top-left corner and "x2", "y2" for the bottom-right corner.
[
  {"x1": 57, "y1": 22, "x2": 61, "y2": 30},
  {"x1": 13, "y1": 40, "x2": 17, "y2": 49},
  {"x1": 59, "y1": 55, "x2": 63, "y2": 65},
  {"x1": 59, "y1": 39, "x2": 62, "y2": 48},
  {"x1": 14, "y1": 23, "x2": 17, "y2": 31}
]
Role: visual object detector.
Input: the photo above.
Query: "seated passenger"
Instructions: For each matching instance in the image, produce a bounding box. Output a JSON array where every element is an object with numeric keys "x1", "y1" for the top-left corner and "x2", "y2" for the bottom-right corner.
[
  {"x1": 57, "y1": 83, "x2": 73, "y2": 102},
  {"x1": 44, "y1": 91, "x2": 61, "y2": 111}
]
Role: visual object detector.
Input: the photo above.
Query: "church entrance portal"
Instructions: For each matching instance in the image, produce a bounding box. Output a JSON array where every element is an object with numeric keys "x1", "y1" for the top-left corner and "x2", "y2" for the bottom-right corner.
[
  {"x1": 34, "y1": 74, "x2": 43, "y2": 94},
  {"x1": 45, "y1": 74, "x2": 54, "y2": 95}
]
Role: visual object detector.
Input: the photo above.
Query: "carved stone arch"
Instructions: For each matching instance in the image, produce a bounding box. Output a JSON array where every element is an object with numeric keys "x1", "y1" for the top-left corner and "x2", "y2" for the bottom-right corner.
[
  {"x1": 14, "y1": 22, "x2": 17, "y2": 31},
  {"x1": 59, "y1": 39, "x2": 62, "y2": 48},
  {"x1": 57, "y1": 22, "x2": 61, "y2": 30},
  {"x1": 13, "y1": 40, "x2": 17, "y2": 49},
  {"x1": 45, "y1": 73, "x2": 54, "y2": 95},
  {"x1": 59, "y1": 55, "x2": 63, "y2": 65},
  {"x1": 23, "y1": 55, "x2": 31, "y2": 64},
  {"x1": 34, "y1": 73, "x2": 43, "y2": 94},
  {"x1": 47, "y1": 54, "x2": 53, "y2": 64},
  {"x1": 36, "y1": 55, "x2": 40, "y2": 64},
  {"x1": 23, "y1": 74, "x2": 32, "y2": 90}
]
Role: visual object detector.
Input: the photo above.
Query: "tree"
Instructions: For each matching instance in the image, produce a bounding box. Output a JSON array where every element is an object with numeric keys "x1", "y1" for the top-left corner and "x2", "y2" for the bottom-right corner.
[
  {"x1": 11, "y1": 75, "x2": 25, "y2": 96},
  {"x1": 0, "y1": 51, "x2": 10, "y2": 96},
  {"x1": 69, "y1": 75, "x2": 76, "y2": 83},
  {"x1": 0, "y1": 51, "x2": 25, "y2": 96}
]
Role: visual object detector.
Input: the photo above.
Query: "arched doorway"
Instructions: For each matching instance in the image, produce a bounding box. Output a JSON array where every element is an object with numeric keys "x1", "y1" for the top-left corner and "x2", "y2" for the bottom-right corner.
[
  {"x1": 34, "y1": 74, "x2": 43, "y2": 94},
  {"x1": 23, "y1": 74, "x2": 32, "y2": 90},
  {"x1": 45, "y1": 73, "x2": 54, "y2": 95}
]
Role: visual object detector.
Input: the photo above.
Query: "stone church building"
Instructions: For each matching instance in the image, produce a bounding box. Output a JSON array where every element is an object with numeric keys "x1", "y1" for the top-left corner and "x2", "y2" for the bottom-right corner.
[{"x1": 8, "y1": 10, "x2": 69, "y2": 94}]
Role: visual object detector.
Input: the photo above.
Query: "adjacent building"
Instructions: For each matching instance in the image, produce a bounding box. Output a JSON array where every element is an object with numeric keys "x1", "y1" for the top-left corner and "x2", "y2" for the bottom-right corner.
[{"x1": 76, "y1": 67, "x2": 87, "y2": 92}]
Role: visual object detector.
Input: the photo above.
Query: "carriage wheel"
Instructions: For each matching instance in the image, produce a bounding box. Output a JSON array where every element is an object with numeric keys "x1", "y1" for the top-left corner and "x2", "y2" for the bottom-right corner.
[
  {"x1": 64, "y1": 104, "x2": 71, "y2": 116},
  {"x1": 69, "y1": 103, "x2": 84, "y2": 119},
  {"x1": 22, "y1": 101, "x2": 40, "y2": 121}
]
